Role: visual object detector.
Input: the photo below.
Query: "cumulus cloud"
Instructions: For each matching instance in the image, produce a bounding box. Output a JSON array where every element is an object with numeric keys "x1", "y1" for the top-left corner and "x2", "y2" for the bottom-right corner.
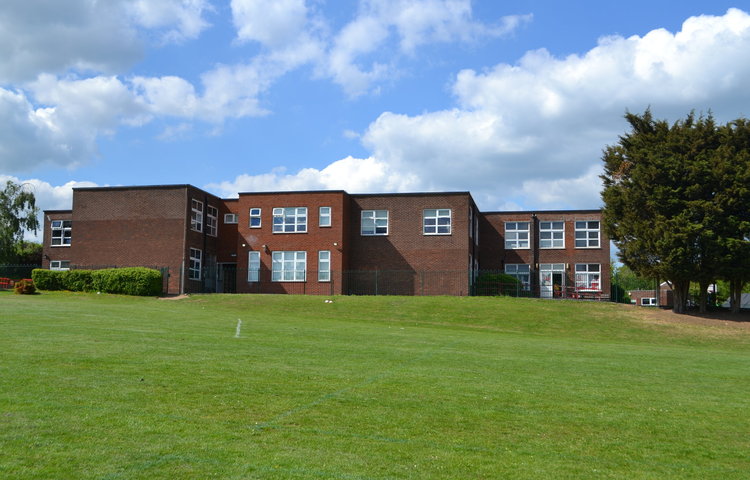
[{"x1": 128, "y1": 0, "x2": 213, "y2": 43}]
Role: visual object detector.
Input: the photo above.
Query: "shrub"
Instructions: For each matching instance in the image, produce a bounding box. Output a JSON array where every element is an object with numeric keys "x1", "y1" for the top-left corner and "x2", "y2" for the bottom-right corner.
[
  {"x1": 91, "y1": 267, "x2": 163, "y2": 296},
  {"x1": 63, "y1": 270, "x2": 94, "y2": 292},
  {"x1": 475, "y1": 273, "x2": 523, "y2": 296},
  {"x1": 32, "y1": 269, "x2": 65, "y2": 291},
  {"x1": 13, "y1": 279, "x2": 36, "y2": 295}
]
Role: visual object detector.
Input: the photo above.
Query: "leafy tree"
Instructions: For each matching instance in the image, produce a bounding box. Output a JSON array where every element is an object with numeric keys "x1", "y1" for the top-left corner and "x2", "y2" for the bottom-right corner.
[
  {"x1": 14, "y1": 241, "x2": 43, "y2": 265},
  {"x1": 0, "y1": 180, "x2": 40, "y2": 264},
  {"x1": 601, "y1": 110, "x2": 725, "y2": 314}
]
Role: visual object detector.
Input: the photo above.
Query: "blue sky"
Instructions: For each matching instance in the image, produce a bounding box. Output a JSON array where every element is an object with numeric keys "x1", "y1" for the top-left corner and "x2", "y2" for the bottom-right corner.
[{"x1": 2, "y1": 0, "x2": 749, "y2": 233}]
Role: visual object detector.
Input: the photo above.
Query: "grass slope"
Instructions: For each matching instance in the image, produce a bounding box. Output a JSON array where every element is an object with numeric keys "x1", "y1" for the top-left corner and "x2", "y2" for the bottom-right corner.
[{"x1": 1, "y1": 292, "x2": 748, "y2": 479}]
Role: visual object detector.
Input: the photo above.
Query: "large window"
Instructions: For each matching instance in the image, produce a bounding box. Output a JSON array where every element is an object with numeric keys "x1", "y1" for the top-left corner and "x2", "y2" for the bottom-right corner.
[
  {"x1": 50, "y1": 260, "x2": 70, "y2": 271},
  {"x1": 539, "y1": 221, "x2": 564, "y2": 248},
  {"x1": 249, "y1": 208, "x2": 261, "y2": 228},
  {"x1": 318, "y1": 251, "x2": 331, "y2": 282},
  {"x1": 575, "y1": 264, "x2": 601, "y2": 290},
  {"x1": 361, "y1": 210, "x2": 388, "y2": 235},
  {"x1": 51, "y1": 220, "x2": 72, "y2": 246},
  {"x1": 505, "y1": 264, "x2": 531, "y2": 290},
  {"x1": 641, "y1": 297, "x2": 657, "y2": 306},
  {"x1": 423, "y1": 209, "x2": 451, "y2": 235},
  {"x1": 206, "y1": 205, "x2": 218, "y2": 236},
  {"x1": 319, "y1": 207, "x2": 331, "y2": 227},
  {"x1": 248, "y1": 251, "x2": 260, "y2": 282},
  {"x1": 272, "y1": 251, "x2": 306, "y2": 281},
  {"x1": 191, "y1": 199, "x2": 203, "y2": 232},
  {"x1": 189, "y1": 248, "x2": 202, "y2": 281},
  {"x1": 505, "y1": 222, "x2": 529, "y2": 249},
  {"x1": 273, "y1": 207, "x2": 307, "y2": 233},
  {"x1": 224, "y1": 213, "x2": 238, "y2": 224},
  {"x1": 575, "y1": 221, "x2": 600, "y2": 248}
]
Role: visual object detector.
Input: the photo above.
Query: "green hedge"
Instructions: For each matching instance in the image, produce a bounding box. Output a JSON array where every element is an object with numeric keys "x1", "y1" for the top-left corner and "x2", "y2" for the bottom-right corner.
[
  {"x1": 474, "y1": 273, "x2": 524, "y2": 296},
  {"x1": 32, "y1": 267, "x2": 163, "y2": 296}
]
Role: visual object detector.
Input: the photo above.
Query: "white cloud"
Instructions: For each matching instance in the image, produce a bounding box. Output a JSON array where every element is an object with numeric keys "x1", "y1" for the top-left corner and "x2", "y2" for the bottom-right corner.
[
  {"x1": 231, "y1": 0, "x2": 309, "y2": 48},
  {"x1": 128, "y1": 0, "x2": 213, "y2": 43}
]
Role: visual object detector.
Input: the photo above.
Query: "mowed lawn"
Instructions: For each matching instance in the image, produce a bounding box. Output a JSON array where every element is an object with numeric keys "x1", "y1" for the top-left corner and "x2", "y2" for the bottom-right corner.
[{"x1": 1, "y1": 292, "x2": 749, "y2": 479}]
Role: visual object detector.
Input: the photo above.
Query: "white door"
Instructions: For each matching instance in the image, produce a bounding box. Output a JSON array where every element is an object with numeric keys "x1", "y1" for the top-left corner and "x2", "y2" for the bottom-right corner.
[{"x1": 539, "y1": 264, "x2": 565, "y2": 298}]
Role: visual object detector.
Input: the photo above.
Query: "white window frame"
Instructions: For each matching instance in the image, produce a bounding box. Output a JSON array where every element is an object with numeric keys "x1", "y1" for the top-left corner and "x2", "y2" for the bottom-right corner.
[
  {"x1": 51, "y1": 220, "x2": 72, "y2": 246},
  {"x1": 361, "y1": 210, "x2": 388, "y2": 236},
  {"x1": 505, "y1": 264, "x2": 531, "y2": 290},
  {"x1": 641, "y1": 297, "x2": 656, "y2": 306},
  {"x1": 224, "y1": 213, "x2": 238, "y2": 224},
  {"x1": 539, "y1": 221, "x2": 565, "y2": 249},
  {"x1": 189, "y1": 248, "x2": 202, "y2": 281},
  {"x1": 318, "y1": 250, "x2": 331, "y2": 282},
  {"x1": 50, "y1": 260, "x2": 70, "y2": 271},
  {"x1": 319, "y1": 207, "x2": 332, "y2": 227},
  {"x1": 248, "y1": 251, "x2": 260, "y2": 282},
  {"x1": 272, "y1": 207, "x2": 307, "y2": 233},
  {"x1": 206, "y1": 205, "x2": 218, "y2": 237},
  {"x1": 575, "y1": 221, "x2": 601, "y2": 248},
  {"x1": 423, "y1": 209, "x2": 451, "y2": 235},
  {"x1": 575, "y1": 263, "x2": 601, "y2": 290},
  {"x1": 191, "y1": 199, "x2": 203, "y2": 232},
  {"x1": 249, "y1": 208, "x2": 262, "y2": 228},
  {"x1": 505, "y1": 222, "x2": 530, "y2": 249},
  {"x1": 271, "y1": 251, "x2": 306, "y2": 282}
]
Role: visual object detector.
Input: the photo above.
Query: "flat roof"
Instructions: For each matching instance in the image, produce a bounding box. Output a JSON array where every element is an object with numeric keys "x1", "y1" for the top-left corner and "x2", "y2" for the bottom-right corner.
[
  {"x1": 483, "y1": 209, "x2": 602, "y2": 215},
  {"x1": 237, "y1": 190, "x2": 348, "y2": 196}
]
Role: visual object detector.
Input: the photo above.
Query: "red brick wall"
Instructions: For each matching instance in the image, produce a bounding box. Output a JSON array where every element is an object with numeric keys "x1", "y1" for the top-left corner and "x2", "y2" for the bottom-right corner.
[{"x1": 41, "y1": 210, "x2": 73, "y2": 268}]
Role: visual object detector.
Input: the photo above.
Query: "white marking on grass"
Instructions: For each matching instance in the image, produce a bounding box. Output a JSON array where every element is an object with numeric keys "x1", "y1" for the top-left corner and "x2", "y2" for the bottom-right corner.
[{"x1": 234, "y1": 319, "x2": 242, "y2": 338}]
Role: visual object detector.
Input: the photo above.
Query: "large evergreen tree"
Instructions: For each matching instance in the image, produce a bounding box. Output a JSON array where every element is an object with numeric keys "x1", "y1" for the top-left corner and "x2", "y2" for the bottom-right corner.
[
  {"x1": 601, "y1": 110, "x2": 738, "y2": 314},
  {"x1": 0, "y1": 180, "x2": 40, "y2": 264}
]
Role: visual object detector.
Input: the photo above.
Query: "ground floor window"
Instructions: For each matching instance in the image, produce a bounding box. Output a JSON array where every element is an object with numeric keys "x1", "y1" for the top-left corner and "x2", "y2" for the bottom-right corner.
[
  {"x1": 575, "y1": 263, "x2": 600, "y2": 290},
  {"x1": 505, "y1": 264, "x2": 531, "y2": 289},
  {"x1": 189, "y1": 248, "x2": 202, "y2": 281},
  {"x1": 50, "y1": 260, "x2": 70, "y2": 271},
  {"x1": 272, "y1": 251, "x2": 306, "y2": 281},
  {"x1": 248, "y1": 251, "x2": 260, "y2": 282},
  {"x1": 641, "y1": 297, "x2": 657, "y2": 306},
  {"x1": 318, "y1": 251, "x2": 330, "y2": 282}
]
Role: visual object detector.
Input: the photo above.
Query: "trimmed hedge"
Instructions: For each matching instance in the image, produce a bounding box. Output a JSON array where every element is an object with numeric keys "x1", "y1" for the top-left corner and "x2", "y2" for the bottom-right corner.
[
  {"x1": 474, "y1": 273, "x2": 524, "y2": 296},
  {"x1": 32, "y1": 267, "x2": 163, "y2": 296}
]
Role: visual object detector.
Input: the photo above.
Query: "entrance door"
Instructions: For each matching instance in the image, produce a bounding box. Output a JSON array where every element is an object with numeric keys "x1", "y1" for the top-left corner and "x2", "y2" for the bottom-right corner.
[
  {"x1": 217, "y1": 263, "x2": 237, "y2": 293},
  {"x1": 539, "y1": 263, "x2": 565, "y2": 298}
]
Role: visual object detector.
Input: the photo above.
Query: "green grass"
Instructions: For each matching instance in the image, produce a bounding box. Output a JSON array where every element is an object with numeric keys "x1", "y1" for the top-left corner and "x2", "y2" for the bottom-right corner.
[{"x1": 1, "y1": 291, "x2": 748, "y2": 479}]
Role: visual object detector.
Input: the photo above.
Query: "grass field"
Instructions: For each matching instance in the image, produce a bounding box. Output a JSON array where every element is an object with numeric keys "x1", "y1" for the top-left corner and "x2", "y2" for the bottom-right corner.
[{"x1": 1, "y1": 291, "x2": 749, "y2": 479}]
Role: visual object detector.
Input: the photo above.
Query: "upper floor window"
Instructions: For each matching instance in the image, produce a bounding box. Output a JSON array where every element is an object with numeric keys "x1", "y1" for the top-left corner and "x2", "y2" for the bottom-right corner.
[
  {"x1": 539, "y1": 221, "x2": 564, "y2": 248},
  {"x1": 250, "y1": 208, "x2": 262, "y2": 228},
  {"x1": 224, "y1": 213, "x2": 238, "y2": 224},
  {"x1": 191, "y1": 199, "x2": 203, "y2": 232},
  {"x1": 50, "y1": 260, "x2": 70, "y2": 271},
  {"x1": 273, "y1": 207, "x2": 307, "y2": 233},
  {"x1": 51, "y1": 220, "x2": 72, "y2": 246},
  {"x1": 319, "y1": 207, "x2": 331, "y2": 227},
  {"x1": 505, "y1": 222, "x2": 529, "y2": 249},
  {"x1": 361, "y1": 210, "x2": 388, "y2": 236},
  {"x1": 575, "y1": 263, "x2": 601, "y2": 290},
  {"x1": 575, "y1": 221, "x2": 600, "y2": 248},
  {"x1": 272, "y1": 251, "x2": 306, "y2": 281},
  {"x1": 206, "y1": 206, "x2": 218, "y2": 237},
  {"x1": 423, "y1": 209, "x2": 451, "y2": 235}
]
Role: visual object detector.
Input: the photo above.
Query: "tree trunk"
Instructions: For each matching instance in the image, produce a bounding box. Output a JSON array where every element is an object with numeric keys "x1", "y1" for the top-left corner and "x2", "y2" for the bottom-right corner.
[
  {"x1": 671, "y1": 279, "x2": 690, "y2": 314},
  {"x1": 730, "y1": 279, "x2": 745, "y2": 314},
  {"x1": 698, "y1": 280, "x2": 710, "y2": 313}
]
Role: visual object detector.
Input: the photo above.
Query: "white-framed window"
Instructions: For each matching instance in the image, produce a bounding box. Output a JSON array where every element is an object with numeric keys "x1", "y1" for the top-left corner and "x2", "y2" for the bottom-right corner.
[
  {"x1": 318, "y1": 250, "x2": 331, "y2": 282},
  {"x1": 539, "y1": 221, "x2": 564, "y2": 248},
  {"x1": 272, "y1": 251, "x2": 306, "y2": 281},
  {"x1": 249, "y1": 208, "x2": 261, "y2": 228},
  {"x1": 191, "y1": 199, "x2": 203, "y2": 232},
  {"x1": 423, "y1": 209, "x2": 451, "y2": 235},
  {"x1": 319, "y1": 207, "x2": 331, "y2": 227},
  {"x1": 575, "y1": 221, "x2": 600, "y2": 248},
  {"x1": 50, "y1": 260, "x2": 70, "y2": 271},
  {"x1": 575, "y1": 264, "x2": 601, "y2": 290},
  {"x1": 505, "y1": 222, "x2": 529, "y2": 249},
  {"x1": 361, "y1": 210, "x2": 388, "y2": 236},
  {"x1": 224, "y1": 213, "x2": 238, "y2": 224},
  {"x1": 505, "y1": 264, "x2": 531, "y2": 290},
  {"x1": 51, "y1": 220, "x2": 72, "y2": 246},
  {"x1": 189, "y1": 248, "x2": 202, "y2": 281},
  {"x1": 206, "y1": 205, "x2": 218, "y2": 236},
  {"x1": 641, "y1": 297, "x2": 657, "y2": 306},
  {"x1": 248, "y1": 251, "x2": 260, "y2": 282},
  {"x1": 272, "y1": 207, "x2": 307, "y2": 233}
]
